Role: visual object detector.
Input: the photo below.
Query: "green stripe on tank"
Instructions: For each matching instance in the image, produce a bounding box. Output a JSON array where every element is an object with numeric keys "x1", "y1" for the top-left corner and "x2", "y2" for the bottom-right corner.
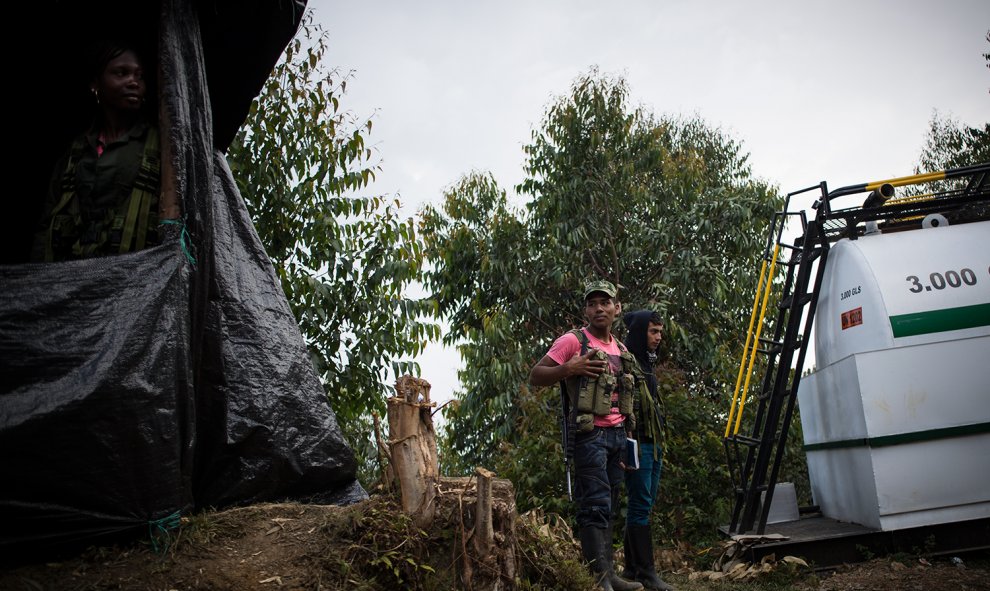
[
  {"x1": 889, "y1": 302, "x2": 990, "y2": 338},
  {"x1": 804, "y1": 422, "x2": 990, "y2": 452}
]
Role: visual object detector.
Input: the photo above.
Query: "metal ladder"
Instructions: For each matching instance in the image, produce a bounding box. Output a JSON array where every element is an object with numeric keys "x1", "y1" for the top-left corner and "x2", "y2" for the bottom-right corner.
[
  {"x1": 723, "y1": 162, "x2": 990, "y2": 535},
  {"x1": 723, "y1": 184, "x2": 828, "y2": 535}
]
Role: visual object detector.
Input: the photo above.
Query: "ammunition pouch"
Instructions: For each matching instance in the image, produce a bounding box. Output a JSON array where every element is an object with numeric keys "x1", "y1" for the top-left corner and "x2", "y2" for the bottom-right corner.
[
  {"x1": 620, "y1": 373, "x2": 635, "y2": 415},
  {"x1": 564, "y1": 329, "x2": 639, "y2": 431},
  {"x1": 45, "y1": 127, "x2": 161, "y2": 262},
  {"x1": 575, "y1": 349, "x2": 617, "y2": 416},
  {"x1": 622, "y1": 351, "x2": 664, "y2": 446},
  {"x1": 575, "y1": 412, "x2": 595, "y2": 434}
]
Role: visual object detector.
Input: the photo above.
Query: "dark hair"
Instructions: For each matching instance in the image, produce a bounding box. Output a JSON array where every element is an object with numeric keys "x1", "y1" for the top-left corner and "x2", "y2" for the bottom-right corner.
[
  {"x1": 648, "y1": 312, "x2": 664, "y2": 326},
  {"x1": 84, "y1": 39, "x2": 157, "y2": 125},
  {"x1": 87, "y1": 39, "x2": 144, "y2": 80}
]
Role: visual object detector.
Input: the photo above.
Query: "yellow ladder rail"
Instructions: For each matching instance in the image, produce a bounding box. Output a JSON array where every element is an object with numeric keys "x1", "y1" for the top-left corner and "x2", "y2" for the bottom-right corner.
[
  {"x1": 731, "y1": 243, "x2": 780, "y2": 436},
  {"x1": 725, "y1": 257, "x2": 770, "y2": 438}
]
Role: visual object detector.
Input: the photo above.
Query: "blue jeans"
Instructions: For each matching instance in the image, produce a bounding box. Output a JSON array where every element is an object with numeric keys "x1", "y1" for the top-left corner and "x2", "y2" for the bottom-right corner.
[
  {"x1": 573, "y1": 425, "x2": 626, "y2": 529},
  {"x1": 625, "y1": 442, "x2": 662, "y2": 526}
]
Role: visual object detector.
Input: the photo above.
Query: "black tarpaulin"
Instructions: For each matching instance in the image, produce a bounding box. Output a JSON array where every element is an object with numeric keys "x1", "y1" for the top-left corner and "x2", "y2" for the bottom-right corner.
[
  {"x1": 0, "y1": 245, "x2": 194, "y2": 549},
  {"x1": 0, "y1": 0, "x2": 365, "y2": 555}
]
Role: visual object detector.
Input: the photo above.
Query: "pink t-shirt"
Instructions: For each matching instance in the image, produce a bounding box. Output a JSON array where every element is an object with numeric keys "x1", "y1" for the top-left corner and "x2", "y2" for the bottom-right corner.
[{"x1": 546, "y1": 328, "x2": 624, "y2": 428}]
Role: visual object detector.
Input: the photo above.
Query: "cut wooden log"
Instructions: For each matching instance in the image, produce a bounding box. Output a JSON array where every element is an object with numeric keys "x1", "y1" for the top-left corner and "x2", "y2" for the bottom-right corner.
[
  {"x1": 439, "y1": 473, "x2": 517, "y2": 591},
  {"x1": 473, "y1": 467, "x2": 496, "y2": 556},
  {"x1": 386, "y1": 376, "x2": 438, "y2": 526}
]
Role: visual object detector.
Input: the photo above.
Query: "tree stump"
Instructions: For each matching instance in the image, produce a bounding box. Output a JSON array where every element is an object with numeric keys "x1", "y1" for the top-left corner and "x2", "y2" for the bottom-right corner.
[
  {"x1": 386, "y1": 375, "x2": 438, "y2": 526},
  {"x1": 439, "y1": 473, "x2": 518, "y2": 591},
  {"x1": 473, "y1": 467, "x2": 496, "y2": 556}
]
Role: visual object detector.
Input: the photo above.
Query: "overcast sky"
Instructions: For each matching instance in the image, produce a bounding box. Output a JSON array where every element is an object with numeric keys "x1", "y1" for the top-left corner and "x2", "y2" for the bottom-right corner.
[{"x1": 311, "y1": 0, "x2": 989, "y2": 411}]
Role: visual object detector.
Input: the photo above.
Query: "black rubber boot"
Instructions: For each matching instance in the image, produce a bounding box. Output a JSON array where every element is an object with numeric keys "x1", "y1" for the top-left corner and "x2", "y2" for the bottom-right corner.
[
  {"x1": 605, "y1": 523, "x2": 644, "y2": 591},
  {"x1": 627, "y1": 524, "x2": 674, "y2": 591},
  {"x1": 622, "y1": 525, "x2": 637, "y2": 579},
  {"x1": 579, "y1": 526, "x2": 615, "y2": 591}
]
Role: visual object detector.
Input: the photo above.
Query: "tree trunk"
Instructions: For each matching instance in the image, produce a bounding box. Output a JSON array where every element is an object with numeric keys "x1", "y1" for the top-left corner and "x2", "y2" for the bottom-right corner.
[{"x1": 386, "y1": 375, "x2": 438, "y2": 526}]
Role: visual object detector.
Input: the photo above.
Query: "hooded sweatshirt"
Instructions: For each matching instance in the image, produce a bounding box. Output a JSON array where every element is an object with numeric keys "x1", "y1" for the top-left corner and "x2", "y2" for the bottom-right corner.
[{"x1": 623, "y1": 310, "x2": 662, "y2": 442}]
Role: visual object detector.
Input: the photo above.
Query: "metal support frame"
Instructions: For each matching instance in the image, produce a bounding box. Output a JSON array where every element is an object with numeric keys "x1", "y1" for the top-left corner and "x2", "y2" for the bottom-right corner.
[{"x1": 725, "y1": 162, "x2": 990, "y2": 535}]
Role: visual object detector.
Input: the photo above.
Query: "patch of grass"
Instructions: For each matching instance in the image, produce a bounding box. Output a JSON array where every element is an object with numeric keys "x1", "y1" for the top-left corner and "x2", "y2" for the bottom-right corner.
[
  {"x1": 317, "y1": 497, "x2": 448, "y2": 590},
  {"x1": 174, "y1": 511, "x2": 222, "y2": 548},
  {"x1": 515, "y1": 509, "x2": 595, "y2": 590},
  {"x1": 855, "y1": 543, "x2": 875, "y2": 561},
  {"x1": 889, "y1": 551, "x2": 914, "y2": 566}
]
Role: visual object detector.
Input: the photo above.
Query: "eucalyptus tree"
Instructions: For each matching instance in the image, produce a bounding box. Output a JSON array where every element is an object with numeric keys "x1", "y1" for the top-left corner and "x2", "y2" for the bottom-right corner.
[
  {"x1": 227, "y1": 18, "x2": 439, "y2": 458},
  {"x1": 424, "y1": 70, "x2": 779, "y2": 473}
]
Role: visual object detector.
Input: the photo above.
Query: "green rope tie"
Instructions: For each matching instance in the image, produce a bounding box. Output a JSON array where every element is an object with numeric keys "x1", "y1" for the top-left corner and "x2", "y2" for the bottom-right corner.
[
  {"x1": 159, "y1": 218, "x2": 197, "y2": 266},
  {"x1": 148, "y1": 510, "x2": 182, "y2": 554}
]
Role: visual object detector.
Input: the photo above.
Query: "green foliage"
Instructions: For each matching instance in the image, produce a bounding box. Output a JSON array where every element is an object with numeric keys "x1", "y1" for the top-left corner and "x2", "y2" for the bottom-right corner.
[
  {"x1": 912, "y1": 32, "x2": 989, "y2": 188},
  {"x1": 427, "y1": 69, "x2": 781, "y2": 478},
  {"x1": 855, "y1": 544, "x2": 875, "y2": 561},
  {"x1": 515, "y1": 509, "x2": 596, "y2": 590},
  {"x1": 909, "y1": 34, "x2": 989, "y2": 193},
  {"x1": 490, "y1": 362, "x2": 740, "y2": 547},
  {"x1": 226, "y1": 15, "x2": 439, "y2": 462},
  {"x1": 652, "y1": 365, "x2": 732, "y2": 546},
  {"x1": 321, "y1": 499, "x2": 446, "y2": 590},
  {"x1": 424, "y1": 172, "x2": 534, "y2": 473},
  {"x1": 914, "y1": 112, "x2": 990, "y2": 176},
  {"x1": 492, "y1": 384, "x2": 572, "y2": 518}
]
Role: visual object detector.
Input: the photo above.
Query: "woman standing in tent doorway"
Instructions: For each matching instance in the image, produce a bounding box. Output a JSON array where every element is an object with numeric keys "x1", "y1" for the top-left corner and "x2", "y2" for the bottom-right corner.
[{"x1": 31, "y1": 40, "x2": 175, "y2": 262}]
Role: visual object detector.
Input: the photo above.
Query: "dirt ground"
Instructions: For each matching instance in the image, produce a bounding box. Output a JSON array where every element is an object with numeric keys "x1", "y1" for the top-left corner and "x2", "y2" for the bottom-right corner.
[
  {"x1": 1, "y1": 499, "x2": 987, "y2": 591},
  {"x1": 808, "y1": 557, "x2": 990, "y2": 591}
]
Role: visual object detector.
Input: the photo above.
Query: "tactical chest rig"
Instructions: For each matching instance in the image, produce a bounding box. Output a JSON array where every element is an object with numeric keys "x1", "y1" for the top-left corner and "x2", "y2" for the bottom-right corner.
[
  {"x1": 557, "y1": 328, "x2": 665, "y2": 498},
  {"x1": 561, "y1": 328, "x2": 638, "y2": 434},
  {"x1": 46, "y1": 127, "x2": 161, "y2": 262}
]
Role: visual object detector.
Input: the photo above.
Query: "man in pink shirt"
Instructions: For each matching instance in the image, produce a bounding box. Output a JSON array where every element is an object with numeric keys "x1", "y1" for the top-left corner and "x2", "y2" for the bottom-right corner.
[{"x1": 530, "y1": 280, "x2": 642, "y2": 591}]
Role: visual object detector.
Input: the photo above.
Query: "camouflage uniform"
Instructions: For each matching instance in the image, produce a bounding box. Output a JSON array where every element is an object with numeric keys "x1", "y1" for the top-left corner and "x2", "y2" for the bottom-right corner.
[{"x1": 32, "y1": 123, "x2": 160, "y2": 262}]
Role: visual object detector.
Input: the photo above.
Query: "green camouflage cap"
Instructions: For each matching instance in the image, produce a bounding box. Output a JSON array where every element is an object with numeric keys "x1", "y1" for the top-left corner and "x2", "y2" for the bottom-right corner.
[{"x1": 583, "y1": 280, "x2": 618, "y2": 301}]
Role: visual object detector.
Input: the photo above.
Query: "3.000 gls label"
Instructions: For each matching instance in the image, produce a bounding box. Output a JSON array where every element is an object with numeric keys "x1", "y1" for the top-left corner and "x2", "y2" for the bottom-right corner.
[{"x1": 905, "y1": 267, "x2": 983, "y2": 294}]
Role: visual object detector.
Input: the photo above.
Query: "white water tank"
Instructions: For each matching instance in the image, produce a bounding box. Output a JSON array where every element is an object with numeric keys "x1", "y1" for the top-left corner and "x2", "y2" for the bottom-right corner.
[{"x1": 798, "y1": 219, "x2": 990, "y2": 530}]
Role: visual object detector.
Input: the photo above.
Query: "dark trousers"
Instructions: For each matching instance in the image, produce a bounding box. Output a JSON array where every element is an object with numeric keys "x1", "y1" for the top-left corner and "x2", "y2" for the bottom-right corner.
[{"x1": 573, "y1": 425, "x2": 626, "y2": 529}]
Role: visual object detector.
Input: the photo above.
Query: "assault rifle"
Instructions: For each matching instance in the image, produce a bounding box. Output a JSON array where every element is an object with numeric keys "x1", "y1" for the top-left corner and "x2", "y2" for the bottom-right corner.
[
  {"x1": 559, "y1": 382, "x2": 574, "y2": 500},
  {"x1": 558, "y1": 333, "x2": 591, "y2": 501}
]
